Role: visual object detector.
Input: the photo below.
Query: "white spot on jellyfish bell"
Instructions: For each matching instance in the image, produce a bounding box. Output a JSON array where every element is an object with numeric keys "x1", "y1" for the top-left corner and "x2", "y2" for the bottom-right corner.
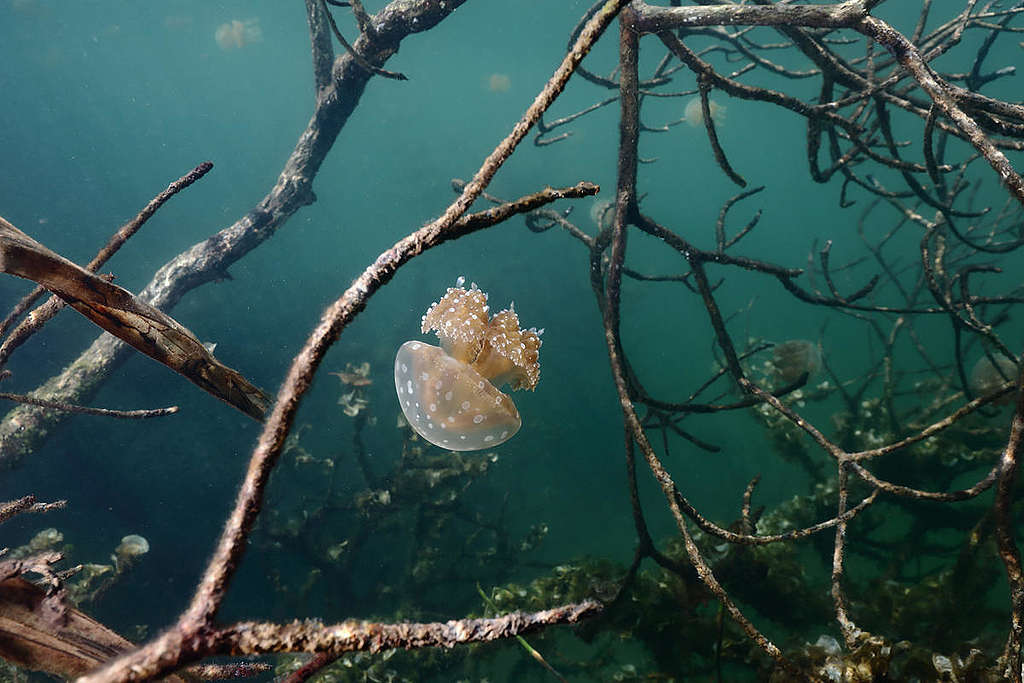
[{"x1": 394, "y1": 341, "x2": 520, "y2": 451}]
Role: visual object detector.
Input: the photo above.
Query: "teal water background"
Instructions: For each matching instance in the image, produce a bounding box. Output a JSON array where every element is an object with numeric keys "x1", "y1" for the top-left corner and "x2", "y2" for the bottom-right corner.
[{"x1": 1, "y1": 0, "x2": 1021, "y2": 678}]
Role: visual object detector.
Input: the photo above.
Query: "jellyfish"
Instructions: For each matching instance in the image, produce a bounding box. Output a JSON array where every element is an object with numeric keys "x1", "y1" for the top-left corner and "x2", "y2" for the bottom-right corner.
[
  {"x1": 395, "y1": 279, "x2": 542, "y2": 451},
  {"x1": 589, "y1": 198, "x2": 614, "y2": 230},
  {"x1": 214, "y1": 18, "x2": 262, "y2": 50},
  {"x1": 487, "y1": 73, "x2": 512, "y2": 93},
  {"x1": 969, "y1": 355, "x2": 1017, "y2": 404},
  {"x1": 115, "y1": 534, "x2": 149, "y2": 558},
  {"x1": 684, "y1": 96, "x2": 726, "y2": 127},
  {"x1": 113, "y1": 534, "x2": 150, "y2": 572},
  {"x1": 772, "y1": 340, "x2": 822, "y2": 384}
]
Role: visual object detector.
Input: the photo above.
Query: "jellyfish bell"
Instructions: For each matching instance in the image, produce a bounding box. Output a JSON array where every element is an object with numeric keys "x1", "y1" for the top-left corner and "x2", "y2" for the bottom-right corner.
[
  {"x1": 395, "y1": 281, "x2": 541, "y2": 451},
  {"x1": 969, "y1": 355, "x2": 1018, "y2": 404},
  {"x1": 487, "y1": 73, "x2": 511, "y2": 93},
  {"x1": 215, "y1": 17, "x2": 262, "y2": 50},
  {"x1": 589, "y1": 198, "x2": 613, "y2": 229},
  {"x1": 772, "y1": 340, "x2": 822, "y2": 384},
  {"x1": 115, "y1": 534, "x2": 149, "y2": 559},
  {"x1": 215, "y1": 21, "x2": 242, "y2": 50},
  {"x1": 684, "y1": 96, "x2": 726, "y2": 127},
  {"x1": 396, "y1": 341, "x2": 521, "y2": 450},
  {"x1": 113, "y1": 534, "x2": 150, "y2": 572}
]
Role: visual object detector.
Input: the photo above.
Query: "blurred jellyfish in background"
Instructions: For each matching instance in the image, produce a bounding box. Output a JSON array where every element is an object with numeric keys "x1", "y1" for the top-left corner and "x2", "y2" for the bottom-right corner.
[
  {"x1": 486, "y1": 73, "x2": 511, "y2": 93},
  {"x1": 215, "y1": 18, "x2": 262, "y2": 51},
  {"x1": 589, "y1": 198, "x2": 613, "y2": 230},
  {"x1": 684, "y1": 96, "x2": 726, "y2": 127},
  {"x1": 772, "y1": 340, "x2": 822, "y2": 384},
  {"x1": 969, "y1": 354, "x2": 1018, "y2": 404}
]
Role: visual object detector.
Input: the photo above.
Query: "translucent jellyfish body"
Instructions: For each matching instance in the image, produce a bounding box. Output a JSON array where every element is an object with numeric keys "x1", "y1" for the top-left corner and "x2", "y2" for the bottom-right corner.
[
  {"x1": 773, "y1": 340, "x2": 822, "y2": 383},
  {"x1": 115, "y1": 534, "x2": 150, "y2": 560},
  {"x1": 395, "y1": 280, "x2": 541, "y2": 451},
  {"x1": 487, "y1": 73, "x2": 511, "y2": 93},
  {"x1": 113, "y1": 534, "x2": 150, "y2": 571},
  {"x1": 589, "y1": 198, "x2": 614, "y2": 229},
  {"x1": 684, "y1": 96, "x2": 726, "y2": 127},
  {"x1": 970, "y1": 355, "x2": 1017, "y2": 404},
  {"x1": 214, "y1": 18, "x2": 262, "y2": 50}
]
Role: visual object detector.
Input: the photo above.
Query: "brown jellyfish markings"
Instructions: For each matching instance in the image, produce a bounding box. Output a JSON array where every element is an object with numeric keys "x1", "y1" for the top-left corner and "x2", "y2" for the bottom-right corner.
[{"x1": 394, "y1": 279, "x2": 542, "y2": 451}]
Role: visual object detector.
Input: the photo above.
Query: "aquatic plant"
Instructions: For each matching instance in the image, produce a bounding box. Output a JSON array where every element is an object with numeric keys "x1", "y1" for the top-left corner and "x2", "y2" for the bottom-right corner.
[{"x1": 4, "y1": 0, "x2": 1024, "y2": 681}]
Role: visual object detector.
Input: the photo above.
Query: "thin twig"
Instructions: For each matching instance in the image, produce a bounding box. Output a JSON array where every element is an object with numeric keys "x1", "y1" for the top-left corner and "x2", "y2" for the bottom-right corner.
[{"x1": 0, "y1": 392, "x2": 178, "y2": 419}]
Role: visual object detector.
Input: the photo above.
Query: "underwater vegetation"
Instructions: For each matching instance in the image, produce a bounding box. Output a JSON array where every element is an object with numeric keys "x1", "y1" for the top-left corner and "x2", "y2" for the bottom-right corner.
[{"x1": 6, "y1": 1, "x2": 1024, "y2": 681}]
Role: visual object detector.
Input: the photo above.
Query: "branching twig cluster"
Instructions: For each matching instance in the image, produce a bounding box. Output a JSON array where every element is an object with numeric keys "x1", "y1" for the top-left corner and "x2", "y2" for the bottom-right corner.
[{"x1": 4, "y1": 0, "x2": 1024, "y2": 680}]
